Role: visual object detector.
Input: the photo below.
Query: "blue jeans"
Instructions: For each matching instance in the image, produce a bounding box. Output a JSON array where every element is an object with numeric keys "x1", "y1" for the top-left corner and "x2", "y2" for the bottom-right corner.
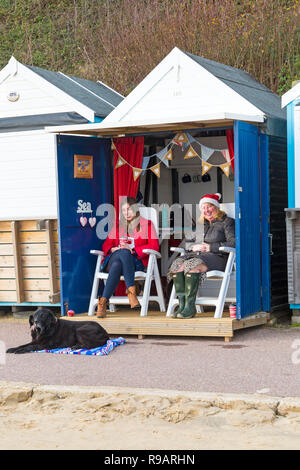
[{"x1": 102, "y1": 249, "x2": 143, "y2": 300}]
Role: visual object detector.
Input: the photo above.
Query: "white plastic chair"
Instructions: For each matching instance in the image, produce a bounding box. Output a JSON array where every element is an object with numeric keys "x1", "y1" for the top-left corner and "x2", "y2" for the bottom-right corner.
[
  {"x1": 166, "y1": 203, "x2": 236, "y2": 319},
  {"x1": 88, "y1": 206, "x2": 166, "y2": 317}
]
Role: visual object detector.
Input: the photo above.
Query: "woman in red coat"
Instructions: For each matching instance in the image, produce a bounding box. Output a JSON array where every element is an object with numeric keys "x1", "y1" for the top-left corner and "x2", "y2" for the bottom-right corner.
[{"x1": 96, "y1": 197, "x2": 159, "y2": 318}]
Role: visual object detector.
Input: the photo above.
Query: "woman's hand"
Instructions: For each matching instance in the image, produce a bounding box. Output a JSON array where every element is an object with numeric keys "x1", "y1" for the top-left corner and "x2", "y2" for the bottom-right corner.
[
  {"x1": 111, "y1": 247, "x2": 120, "y2": 253},
  {"x1": 192, "y1": 243, "x2": 210, "y2": 253},
  {"x1": 200, "y1": 242, "x2": 210, "y2": 252},
  {"x1": 120, "y1": 244, "x2": 133, "y2": 253}
]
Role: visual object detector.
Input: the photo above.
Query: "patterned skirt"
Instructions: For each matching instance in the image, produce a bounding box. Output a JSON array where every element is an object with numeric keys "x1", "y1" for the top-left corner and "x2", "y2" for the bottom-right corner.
[{"x1": 168, "y1": 253, "x2": 207, "y2": 284}]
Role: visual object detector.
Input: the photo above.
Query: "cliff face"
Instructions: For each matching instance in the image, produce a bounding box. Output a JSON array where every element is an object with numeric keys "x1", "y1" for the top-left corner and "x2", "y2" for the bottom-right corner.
[{"x1": 0, "y1": 0, "x2": 299, "y2": 96}]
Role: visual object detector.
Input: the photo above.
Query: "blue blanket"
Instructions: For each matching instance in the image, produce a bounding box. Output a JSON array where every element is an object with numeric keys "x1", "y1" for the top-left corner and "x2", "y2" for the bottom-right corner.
[{"x1": 34, "y1": 337, "x2": 125, "y2": 356}]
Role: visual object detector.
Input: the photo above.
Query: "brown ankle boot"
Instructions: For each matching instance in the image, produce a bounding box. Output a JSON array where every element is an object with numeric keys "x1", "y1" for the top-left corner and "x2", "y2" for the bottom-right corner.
[
  {"x1": 127, "y1": 286, "x2": 140, "y2": 309},
  {"x1": 96, "y1": 297, "x2": 107, "y2": 318}
]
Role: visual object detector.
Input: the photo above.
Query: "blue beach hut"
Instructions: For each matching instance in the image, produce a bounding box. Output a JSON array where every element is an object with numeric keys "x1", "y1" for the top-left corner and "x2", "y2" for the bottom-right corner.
[{"x1": 47, "y1": 48, "x2": 288, "y2": 339}]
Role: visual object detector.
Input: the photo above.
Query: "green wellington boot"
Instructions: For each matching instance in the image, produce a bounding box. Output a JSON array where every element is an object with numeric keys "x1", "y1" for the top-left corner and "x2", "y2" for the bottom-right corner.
[
  {"x1": 177, "y1": 272, "x2": 200, "y2": 319},
  {"x1": 171, "y1": 272, "x2": 185, "y2": 318}
]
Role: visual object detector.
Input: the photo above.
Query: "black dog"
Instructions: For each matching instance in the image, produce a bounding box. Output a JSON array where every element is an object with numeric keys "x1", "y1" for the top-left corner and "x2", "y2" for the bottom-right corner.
[{"x1": 6, "y1": 308, "x2": 109, "y2": 354}]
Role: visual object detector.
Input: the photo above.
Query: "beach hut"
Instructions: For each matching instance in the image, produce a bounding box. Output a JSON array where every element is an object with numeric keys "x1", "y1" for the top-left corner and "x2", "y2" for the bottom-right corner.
[
  {"x1": 0, "y1": 57, "x2": 123, "y2": 311},
  {"x1": 282, "y1": 82, "x2": 300, "y2": 323},
  {"x1": 46, "y1": 47, "x2": 287, "y2": 339}
]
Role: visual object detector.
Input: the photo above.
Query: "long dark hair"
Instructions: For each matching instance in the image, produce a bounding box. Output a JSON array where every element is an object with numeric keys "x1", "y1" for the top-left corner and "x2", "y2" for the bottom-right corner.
[{"x1": 119, "y1": 197, "x2": 141, "y2": 235}]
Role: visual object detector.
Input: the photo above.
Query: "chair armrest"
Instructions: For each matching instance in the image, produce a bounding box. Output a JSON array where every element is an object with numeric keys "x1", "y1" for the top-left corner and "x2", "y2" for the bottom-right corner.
[
  {"x1": 219, "y1": 247, "x2": 236, "y2": 254},
  {"x1": 90, "y1": 250, "x2": 105, "y2": 256},
  {"x1": 142, "y1": 249, "x2": 161, "y2": 259},
  {"x1": 170, "y1": 247, "x2": 186, "y2": 255}
]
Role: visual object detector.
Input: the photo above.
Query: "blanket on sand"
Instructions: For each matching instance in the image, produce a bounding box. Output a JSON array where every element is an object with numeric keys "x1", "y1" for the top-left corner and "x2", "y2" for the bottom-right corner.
[{"x1": 33, "y1": 337, "x2": 125, "y2": 356}]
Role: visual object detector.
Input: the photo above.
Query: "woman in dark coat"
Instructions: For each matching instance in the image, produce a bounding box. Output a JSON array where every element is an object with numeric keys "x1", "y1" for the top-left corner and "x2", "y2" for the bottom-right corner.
[{"x1": 169, "y1": 193, "x2": 235, "y2": 319}]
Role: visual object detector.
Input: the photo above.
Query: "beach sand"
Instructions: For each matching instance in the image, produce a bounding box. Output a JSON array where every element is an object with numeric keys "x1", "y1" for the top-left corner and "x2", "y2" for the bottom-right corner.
[{"x1": 1, "y1": 381, "x2": 300, "y2": 450}]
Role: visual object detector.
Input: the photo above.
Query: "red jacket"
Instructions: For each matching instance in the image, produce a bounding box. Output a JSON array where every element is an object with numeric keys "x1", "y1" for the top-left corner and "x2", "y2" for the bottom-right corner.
[{"x1": 102, "y1": 217, "x2": 159, "y2": 267}]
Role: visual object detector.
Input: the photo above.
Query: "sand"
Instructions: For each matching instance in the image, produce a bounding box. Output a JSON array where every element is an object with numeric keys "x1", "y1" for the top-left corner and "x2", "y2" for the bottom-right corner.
[{"x1": 1, "y1": 381, "x2": 300, "y2": 450}]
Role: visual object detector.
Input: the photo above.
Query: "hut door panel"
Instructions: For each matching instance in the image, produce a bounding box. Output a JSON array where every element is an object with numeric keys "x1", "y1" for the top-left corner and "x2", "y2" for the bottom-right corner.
[
  {"x1": 234, "y1": 121, "x2": 261, "y2": 318},
  {"x1": 56, "y1": 135, "x2": 112, "y2": 315}
]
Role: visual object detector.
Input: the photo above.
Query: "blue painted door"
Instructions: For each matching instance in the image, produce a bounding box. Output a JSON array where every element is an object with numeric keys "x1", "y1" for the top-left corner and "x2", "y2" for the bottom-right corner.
[
  {"x1": 234, "y1": 121, "x2": 262, "y2": 318},
  {"x1": 56, "y1": 135, "x2": 112, "y2": 315}
]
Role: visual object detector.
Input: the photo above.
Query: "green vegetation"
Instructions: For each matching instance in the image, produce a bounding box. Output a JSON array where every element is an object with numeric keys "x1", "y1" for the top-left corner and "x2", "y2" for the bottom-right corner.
[{"x1": 0, "y1": 0, "x2": 299, "y2": 95}]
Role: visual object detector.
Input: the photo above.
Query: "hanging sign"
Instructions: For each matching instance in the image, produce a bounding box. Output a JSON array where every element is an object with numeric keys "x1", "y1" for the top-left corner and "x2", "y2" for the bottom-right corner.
[{"x1": 74, "y1": 155, "x2": 93, "y2": 179}]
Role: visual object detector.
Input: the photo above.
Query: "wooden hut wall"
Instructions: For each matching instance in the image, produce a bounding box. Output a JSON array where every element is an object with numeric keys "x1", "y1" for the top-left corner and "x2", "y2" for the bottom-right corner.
[{"x1": 0, "y1": 219, "x2": 59, "y2": 304}]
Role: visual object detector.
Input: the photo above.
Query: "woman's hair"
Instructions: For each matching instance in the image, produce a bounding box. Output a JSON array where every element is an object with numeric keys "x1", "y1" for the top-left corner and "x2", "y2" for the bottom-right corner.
[
  {"x1": 119, "y1": 197, "x2": 141, "y2": 234},
  {"x1": 199, "y1": 204, "x2": 226, "y2": 223}
]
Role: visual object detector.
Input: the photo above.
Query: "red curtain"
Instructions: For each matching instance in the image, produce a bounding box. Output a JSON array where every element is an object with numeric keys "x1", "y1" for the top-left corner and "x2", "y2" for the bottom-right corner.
[
  {"x1": 226, "y1": 129, "x2": 235, "y2": 174},
  {"x1": 113, "y1": 136, "x2": 144, "y2": 296},
  {"x1": 113, "y1": 136, "x2": 144, "y2": 218}
]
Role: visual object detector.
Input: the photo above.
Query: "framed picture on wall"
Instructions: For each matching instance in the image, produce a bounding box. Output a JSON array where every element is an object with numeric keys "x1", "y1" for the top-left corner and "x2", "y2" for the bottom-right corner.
[{"x1": 74, "y1": 155, "x2": 93, "y2": 179}]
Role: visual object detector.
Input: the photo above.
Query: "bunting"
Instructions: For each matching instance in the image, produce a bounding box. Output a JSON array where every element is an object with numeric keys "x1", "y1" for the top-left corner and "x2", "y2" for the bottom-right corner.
[
  {"x1": 132, "y1": 167, "x2": 143, "y2": 181},
  {"x1": 150, "y1": 163, "x2": 161, "y2": 178},
  {"x1": 202, "y1": 161, "x2": 213, "y2": 175},
  {"x1": 184, "y1": 145, "x2": 198, "y2": 159},
  {"x1": 113, "y1": 131, "x2": 234, "y2": 181},
  {"x1": 219, "y1": 162, "x2": 231, "y2": 177}
]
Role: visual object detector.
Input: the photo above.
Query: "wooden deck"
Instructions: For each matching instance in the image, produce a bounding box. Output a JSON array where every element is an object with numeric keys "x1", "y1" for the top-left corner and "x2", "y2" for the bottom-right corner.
[{"x1": 67, "y1": 309, "x2": 268, "y2": 342}]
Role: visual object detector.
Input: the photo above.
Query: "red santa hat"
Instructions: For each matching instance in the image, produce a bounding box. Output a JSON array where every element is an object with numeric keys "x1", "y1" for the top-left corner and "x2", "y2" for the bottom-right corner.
[{"x1": 199, "y1": 193, "x2": 222, "y2": 210}]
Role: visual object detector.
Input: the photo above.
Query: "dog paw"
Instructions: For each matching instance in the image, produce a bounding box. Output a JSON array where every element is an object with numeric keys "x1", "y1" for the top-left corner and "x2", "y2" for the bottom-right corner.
[{"x1": 6, "y1": 348, "x2": 16, "y2": 354}]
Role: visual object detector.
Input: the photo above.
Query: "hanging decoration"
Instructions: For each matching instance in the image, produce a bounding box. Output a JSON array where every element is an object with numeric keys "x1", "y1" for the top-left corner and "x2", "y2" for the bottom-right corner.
[
  {"x1": 150, "y1": 163, "x2": 161, "y2": 178},
  {"x1": 113, "y1": 131, "x2": 234, "y2": 181},
  {"x1": 184, "y1": 145, "x2": 198, "y2": 160},
  {"x1": 132, "y1": 167, "x2": 143, "y2": 181},
  {"x1": 115, "y1": 155, "x2": 126, "y2": 169},
  {"x1": 219, "y1": 162, "x2": 231, "y2": 177},
  {"x1": 202, "y1": 161, "x2": 213, "y2": 175},
  {"x1": 173, "y1": 132, "x2": 189, "y2": 146}
]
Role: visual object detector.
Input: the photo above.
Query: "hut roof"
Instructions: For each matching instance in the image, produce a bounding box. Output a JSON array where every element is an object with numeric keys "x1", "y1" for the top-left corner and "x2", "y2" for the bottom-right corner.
[
  {"x1": 185, "y1": 52, "x2": 285, "y2": 121},
  {"x1": 24, "y1": 64, "x2": 124, "y2": 118},
  {"x1": 45, "y1": 47, "x2": 286, "y2": 136}
]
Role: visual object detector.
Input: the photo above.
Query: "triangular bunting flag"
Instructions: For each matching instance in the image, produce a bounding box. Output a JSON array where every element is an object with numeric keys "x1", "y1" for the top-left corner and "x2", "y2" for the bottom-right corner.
[
  {"x1": 115, "y1": 155, "x2": 126, "y2": 169},
  {"x1": 132, "y1": 167, "x2": 142, "y2": 181},
  {"x1": 202, "y1": 161, "x2": 212, "y2": 175},
  {"x1": 165, "y1": 148, "x2": 173, "y2": 161},
  {"x1": 156, "y1": 148, "x2": 170, "y2": 167},
  {"x1": 141, "y1": 155, "x2": 151, "y2": 175},
  {"x1": 201, "y1": 145, "x2": 215, "y2": 162},
  {"x1": 220, "y1": 162, "x2": 231, "y2": 178},
  {"x1": 150, "y1": 163, "x2": 161, "y2": 178},
  {"x1": 221, "y1": 149, "x2": 231, "y2": 163},
  {"x1": 111, "y1": 141, "x2": 117, "y2": 151},
  {"x1": 173, "y1": 133, "x2": 188, "y2": 146},
  {"x1": 184, "y1": 145, "x2": 198, "y2": 160}
]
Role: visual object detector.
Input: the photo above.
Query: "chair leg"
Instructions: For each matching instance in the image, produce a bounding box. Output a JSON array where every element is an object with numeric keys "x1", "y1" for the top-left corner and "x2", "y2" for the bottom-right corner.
[
  {"x1": 88, "y1": 256, "x2": 102, "y2": 316},
  {"x1": 166, "y1": 285, "x2": 178, "y2": 317},
  {"x1": 153, "y1": 259, "x2": 166, "y2": 312},
  {"x1": 214, "y1": 278, "x2": 228, "y2": 319},
  {"x1": 140, "y1": 255, "x2": 154, "y2": 317}
]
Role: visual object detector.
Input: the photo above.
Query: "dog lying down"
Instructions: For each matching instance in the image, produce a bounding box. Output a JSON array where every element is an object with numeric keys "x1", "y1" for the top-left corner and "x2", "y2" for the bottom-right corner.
[{"x1": 6, "y1": 308, "x2": 109, "y2": 354}]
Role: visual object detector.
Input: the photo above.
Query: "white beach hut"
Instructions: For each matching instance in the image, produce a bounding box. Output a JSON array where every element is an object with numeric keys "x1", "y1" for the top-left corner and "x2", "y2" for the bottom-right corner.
[{"x1": 0, "y1": 57, "x2": 123, "y2": 308}]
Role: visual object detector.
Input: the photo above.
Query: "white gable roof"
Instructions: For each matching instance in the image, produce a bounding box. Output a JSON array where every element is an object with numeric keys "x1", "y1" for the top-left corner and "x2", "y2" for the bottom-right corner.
[
  {"x1": 101, "y1": 47, "x2": 265, "y2": 126},
  {"x1": 0, "y1": 57, "x2": 94, "y2": 121},
  {"x1": 282, "y1": 82, "x2": 300, "y2": 108}
]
